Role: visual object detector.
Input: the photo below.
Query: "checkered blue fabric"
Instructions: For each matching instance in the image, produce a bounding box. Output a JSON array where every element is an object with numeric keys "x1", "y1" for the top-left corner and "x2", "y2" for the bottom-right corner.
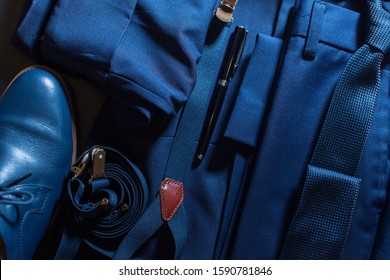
[{"x1": 280, "y1": 0, "x2": 390, "y2": 259}]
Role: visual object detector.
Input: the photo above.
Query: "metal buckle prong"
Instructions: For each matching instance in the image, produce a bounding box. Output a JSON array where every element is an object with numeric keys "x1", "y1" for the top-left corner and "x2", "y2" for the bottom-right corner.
[{"x1": 71, "y1": 153, "x2": 90, "y2": 179}]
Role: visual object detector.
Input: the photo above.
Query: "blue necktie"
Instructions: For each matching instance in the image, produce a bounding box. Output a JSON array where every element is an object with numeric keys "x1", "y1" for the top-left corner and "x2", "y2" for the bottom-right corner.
[{"x1": 280, "y1": 0, "x2": 390, "y2": 259}]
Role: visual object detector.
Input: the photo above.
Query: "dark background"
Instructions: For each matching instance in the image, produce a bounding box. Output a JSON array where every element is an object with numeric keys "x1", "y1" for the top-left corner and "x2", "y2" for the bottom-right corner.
[{"x1": 0, "y1": 0, "x2": 105, "y2": 149}]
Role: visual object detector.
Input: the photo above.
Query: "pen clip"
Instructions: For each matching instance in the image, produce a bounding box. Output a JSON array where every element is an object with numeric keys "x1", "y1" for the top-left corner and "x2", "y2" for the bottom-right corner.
[
  {"x1": 233, "y1": 27, "x2": 247, "y2": 74},
  {"x1": 228, "y1": 26, "x2": 248, "y2": 80}
]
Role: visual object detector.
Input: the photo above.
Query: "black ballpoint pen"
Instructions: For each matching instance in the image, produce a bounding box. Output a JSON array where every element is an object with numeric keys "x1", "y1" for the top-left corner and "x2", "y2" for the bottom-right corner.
[{"x1": 196, "y1": 26, "x2": 248, "y2": 161}]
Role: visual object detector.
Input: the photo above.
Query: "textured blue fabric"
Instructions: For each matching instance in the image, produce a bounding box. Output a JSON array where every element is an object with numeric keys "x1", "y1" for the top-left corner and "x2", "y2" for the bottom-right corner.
[
  {"x1": 93, "y1": 2, "x2": 297, "y2": 260},
  {"x1": 115, "y1": 21, "x2": 230, "y2": 259},
  {"x1": 10, "y1": 0, "x2": 390, "y2": 260},
  {"x1": 228, "y1": 0, "x2": 389, "y2": 260},
  {"x1": 280, "y1": 166, "x2": 361, "y2": 259},
  {"x1": 149, "y1": 21, "x2": 230, "y2": 259},
  {"x1": 371, "y1": 178, "x2": 390, "y2": 258},
  {"x1": 164, "y1": 21, "x2": 231, "y2": 181},
  {"x1": 303, "y1": 1, "x2": 326, "y2": 60},
  {"x1": 224, "y1": 34, "x2": 284, "y2": 148},
  {"x1": 89, "y1": 0, "x2": 390, "y2": 260},
  {"x1": 280, "y1": 0, "x2": 390, "y2": 260},
  {"x1": 113, "y1": 197, "x2": 162, "y2": 260},
  {"x1": 290, "y1": 0, "x2": 361, "y2": 53},
  {"x1": 97, "y1": 0, "x2": 389, "y2": 260},
  {"x1": 55, "y1": 18, "x2": 231, "y2": 260},
  {"x1": 369, "y1": 69, "x2": 390, "y2": 259},
  {"x1": 114, "y1": 198, "x2": 187, "y2": 260},
  {"x1": 12, "y1": 0, "x2": 55, "y2": 55},
  {"x1": 13, "y1": 0, "x2": 219, "y2": 126},
  {"x1": 340, "y1": 69, "x2": 389, "y2": 260}
]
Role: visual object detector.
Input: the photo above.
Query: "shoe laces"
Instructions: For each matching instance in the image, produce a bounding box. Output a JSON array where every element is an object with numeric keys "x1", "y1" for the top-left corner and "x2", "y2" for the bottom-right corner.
[{"x1": 0, "y1": 172, "x2": 34, "y2": 205}]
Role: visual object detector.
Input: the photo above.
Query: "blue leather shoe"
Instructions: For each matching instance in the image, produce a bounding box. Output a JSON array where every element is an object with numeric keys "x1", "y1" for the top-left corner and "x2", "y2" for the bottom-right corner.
[{"x1": 0, "y1": 66, "x2": 76, "y2": 259}]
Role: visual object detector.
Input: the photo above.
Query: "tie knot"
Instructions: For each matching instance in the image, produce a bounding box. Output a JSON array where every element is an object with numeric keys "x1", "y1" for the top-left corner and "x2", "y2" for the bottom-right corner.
[{"x1": 366, "y1": 0, "x2": 390, "y2": 54}]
